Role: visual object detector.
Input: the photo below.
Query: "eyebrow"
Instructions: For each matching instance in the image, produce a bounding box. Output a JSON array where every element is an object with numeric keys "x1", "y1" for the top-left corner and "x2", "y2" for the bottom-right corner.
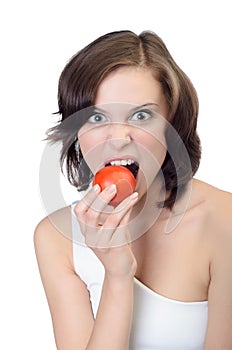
[
  {"x1": 93, "y1": 103, "x2": 159, "y2": 114},
  {"x1": 129, "y1": 103, "x2": 159, "y2": 113}
]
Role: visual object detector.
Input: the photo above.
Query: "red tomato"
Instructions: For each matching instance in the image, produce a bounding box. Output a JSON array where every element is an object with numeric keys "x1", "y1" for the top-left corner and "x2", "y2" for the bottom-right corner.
[{"x1": 93, "y1": 165, "x2": 136, "y2": 206}]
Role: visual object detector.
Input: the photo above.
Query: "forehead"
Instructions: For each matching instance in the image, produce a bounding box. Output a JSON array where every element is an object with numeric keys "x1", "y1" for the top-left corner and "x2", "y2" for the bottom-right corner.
[{"x1": 94, "y1": 66, "x2": 165, "y2": 106}]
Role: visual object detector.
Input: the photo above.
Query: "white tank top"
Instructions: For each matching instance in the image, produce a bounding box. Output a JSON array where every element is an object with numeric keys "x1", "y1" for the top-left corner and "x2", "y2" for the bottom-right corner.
[{"x1": 71, "y1": 203, "x2": 208, "y2": 349}]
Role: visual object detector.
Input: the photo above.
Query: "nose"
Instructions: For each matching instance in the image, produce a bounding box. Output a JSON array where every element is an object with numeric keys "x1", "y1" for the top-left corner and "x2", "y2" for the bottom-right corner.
[{"x1": 106, "y1": 123, "x2": 132, "y2": 148}]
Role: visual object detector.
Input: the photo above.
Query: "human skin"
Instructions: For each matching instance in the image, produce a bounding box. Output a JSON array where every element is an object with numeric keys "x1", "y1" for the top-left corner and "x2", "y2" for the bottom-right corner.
[
  {"x1": 78, "y1": 67, "x2": 168, "y2": 202},
  {"x1": 34, "y1": 66, "x2": 232, "y2": 349}
]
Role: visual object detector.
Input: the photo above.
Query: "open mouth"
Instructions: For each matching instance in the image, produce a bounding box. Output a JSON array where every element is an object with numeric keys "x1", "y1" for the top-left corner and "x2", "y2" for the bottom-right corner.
[{"x1": 105, "y1": 159, "x2": 139, "y2": 179}]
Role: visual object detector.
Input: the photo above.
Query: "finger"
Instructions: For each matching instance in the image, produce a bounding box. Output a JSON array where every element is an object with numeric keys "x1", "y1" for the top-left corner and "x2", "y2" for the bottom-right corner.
[
  {"x1": 104, "y1": 192, "x2": 139, "y2": 229},
  {"x1": 83, "y1": 184, "x2": 117, "y2": 224},
  {"x1": 75, "y1": 184, "x2": 118, "y2": 238},
  {"x1": 93, "y1": 192, "x2": 138, "y2": 248},
  {"x1": 90, "y1": 184, "x2": 117, "y2": 213},
  {"x1": 74, "y1": 184, "x2": 101, "y2": 218}
]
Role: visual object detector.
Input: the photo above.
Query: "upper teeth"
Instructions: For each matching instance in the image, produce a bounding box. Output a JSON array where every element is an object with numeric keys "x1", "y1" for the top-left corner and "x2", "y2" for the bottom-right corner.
[{"x1": 109, "y1": 159, "x2": 135, "y2": 166}]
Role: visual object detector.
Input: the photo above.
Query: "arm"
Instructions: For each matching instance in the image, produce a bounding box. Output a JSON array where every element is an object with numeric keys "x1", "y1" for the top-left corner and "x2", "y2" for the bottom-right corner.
[
  {"x1": 74, "y1": 184, "x2": 138, "y2": 349},
  {"x1": 204, "y1": 222, "x2": 232, "y2": 349},
  {"x1": 34, "y1": 186, "x2": 138, "y2": 350},
  {"x1": 87, "y1": 272, "x2": 134, "y2": 349},
  {"x1": 34, "y1": 216, "x2": 95, "y2": 349}
]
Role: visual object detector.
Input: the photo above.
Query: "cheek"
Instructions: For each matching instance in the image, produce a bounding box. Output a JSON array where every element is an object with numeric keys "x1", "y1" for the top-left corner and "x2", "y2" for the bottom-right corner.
[
  {"x1": 135, "y1": 131, "x2": 167, "y2": 165},
  {"x1": 135, "y1": 133, "x2": 167, "y2": 190},
  {"x1": 78, "y1": 134, "x2": 92, "y2": 156},
  {"x1": 78, "y1": 131, "x2": 106, "y2": 172},
  {"x1": 153, "y1": 140, "x2": 167, "y2": 165},
  {"x1": 78, "y1": 127, "x2": 104, "y2": 154}
]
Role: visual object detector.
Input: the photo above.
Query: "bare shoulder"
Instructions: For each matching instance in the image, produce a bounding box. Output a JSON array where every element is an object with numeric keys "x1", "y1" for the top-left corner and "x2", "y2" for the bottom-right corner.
[
  {"x1": 34, "y1": 207, "x2": 95, "y2": 348},
  {"x1": 35, "y1": 205, "x2": 73, "y2": 237},
  {"x1": 34, "y1": 205, "x2": 74, "y2": 267},
  {"x1": 194, "y1": 181, "x2": 232, "y2": 347},
  {"x1": 192, "y1": 179, "x2": 232, "y2": 266},
  {"x1": 193, "y1": 178, "x2": 232, "y2": 231}
]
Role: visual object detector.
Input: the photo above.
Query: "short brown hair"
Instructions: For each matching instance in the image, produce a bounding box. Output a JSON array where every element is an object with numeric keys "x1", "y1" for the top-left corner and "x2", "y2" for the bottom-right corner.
[{"x1": 47, "y1": 30, "x2": 201, "y2": 209}]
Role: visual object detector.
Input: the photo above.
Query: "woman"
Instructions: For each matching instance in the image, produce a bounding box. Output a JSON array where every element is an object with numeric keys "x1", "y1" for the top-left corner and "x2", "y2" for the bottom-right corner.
[{"x1": 35, "y1": 30, "x2": 232, "y2": 349}]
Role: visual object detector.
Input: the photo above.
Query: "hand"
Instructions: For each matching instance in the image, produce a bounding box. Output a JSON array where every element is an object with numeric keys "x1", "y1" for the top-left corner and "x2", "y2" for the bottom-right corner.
[{"x1": 74, "y1": 184, "x2": 139, "y2": 279}]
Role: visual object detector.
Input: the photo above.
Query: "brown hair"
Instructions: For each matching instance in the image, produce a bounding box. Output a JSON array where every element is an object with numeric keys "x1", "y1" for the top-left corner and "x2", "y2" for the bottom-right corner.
[{"x1": 47, "y1": 30, "x2": 201, "y2": 209}]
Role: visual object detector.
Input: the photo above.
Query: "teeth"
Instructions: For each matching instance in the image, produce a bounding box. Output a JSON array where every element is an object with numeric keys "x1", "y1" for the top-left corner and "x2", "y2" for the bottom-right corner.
[{"x1": 110, "y1": 159, "x2": 135, "y2": 166}]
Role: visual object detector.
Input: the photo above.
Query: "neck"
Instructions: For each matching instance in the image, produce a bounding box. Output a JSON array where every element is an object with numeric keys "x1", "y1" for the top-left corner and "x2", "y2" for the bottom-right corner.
[{"x1": 129, "y1": 177, "x2": 193, "y2": 240}]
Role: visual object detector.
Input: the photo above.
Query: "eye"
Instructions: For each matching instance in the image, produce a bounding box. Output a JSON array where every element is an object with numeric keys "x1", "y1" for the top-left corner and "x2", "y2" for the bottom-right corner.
[
  {"x1": 129, "y1": 109, "x2": 153, "y2": 122},
  {"x1": 88, "y1": 113, "x2": 108, "y2": 123}
]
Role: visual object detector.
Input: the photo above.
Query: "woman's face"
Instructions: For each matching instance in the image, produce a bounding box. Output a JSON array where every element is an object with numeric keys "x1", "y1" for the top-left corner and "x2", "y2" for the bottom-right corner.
[{"x1": 78, "y1": 66, "x2": 169, "y2": 198}]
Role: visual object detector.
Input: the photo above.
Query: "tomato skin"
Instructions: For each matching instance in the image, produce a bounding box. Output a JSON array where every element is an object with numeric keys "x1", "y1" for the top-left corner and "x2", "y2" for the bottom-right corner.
[{"x1": 93, "y1": 166, "x2": 136, "y2": 206}]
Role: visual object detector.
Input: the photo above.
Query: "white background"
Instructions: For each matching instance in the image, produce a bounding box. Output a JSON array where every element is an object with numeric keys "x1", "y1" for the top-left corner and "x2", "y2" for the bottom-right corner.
[{"x1": 0, "y1": 0, "x2": 231, "y2": 348}]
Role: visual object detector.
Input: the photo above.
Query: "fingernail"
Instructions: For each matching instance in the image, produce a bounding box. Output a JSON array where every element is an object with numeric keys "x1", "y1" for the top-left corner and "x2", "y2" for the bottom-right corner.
[
  {"x1": 108, "y1": 184, "x2": 117, "y2": 192},
  {"x1": 93, "y1": 184, "x2": 101, "y2": 193},
  {"x1": 130, "y1": 192, "x2": 138, "y2": 200}
]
